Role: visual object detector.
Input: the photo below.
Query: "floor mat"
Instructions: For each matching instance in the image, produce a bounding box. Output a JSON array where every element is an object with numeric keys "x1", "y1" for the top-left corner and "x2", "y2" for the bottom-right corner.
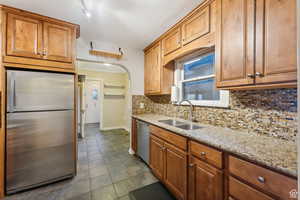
[{"x1": 129, "y1": 182, "x2": 176, "y2": 200}]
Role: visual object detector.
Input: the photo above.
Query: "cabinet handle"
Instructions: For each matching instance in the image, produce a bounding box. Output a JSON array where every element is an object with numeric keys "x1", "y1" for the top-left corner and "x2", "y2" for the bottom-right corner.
[
  {"x1": 247, "y1": 74, "x2": 255, "y2": 78},
  {"x1": 255, "y1": 72, "x2": 264, "y2": 77},
  {"x1": 257, "y1": 176, "x2": 265, "y2": 183}
]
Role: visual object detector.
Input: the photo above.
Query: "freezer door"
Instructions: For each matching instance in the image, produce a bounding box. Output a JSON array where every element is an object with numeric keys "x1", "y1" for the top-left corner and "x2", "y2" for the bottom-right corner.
[
  {"x1": 7, "y1": 70, "x2": 74, "y2": 112},
  {"x1": 6, "y1": 110, "x2": 75, "y2": 193}
]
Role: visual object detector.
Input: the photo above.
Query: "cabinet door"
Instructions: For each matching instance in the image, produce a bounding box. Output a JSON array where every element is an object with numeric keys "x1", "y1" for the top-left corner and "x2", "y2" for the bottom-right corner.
[
  {"x1": 149, "y1": 43, "x2": 162, "y2": 93},
  {"x1": 182, "y1": 6, "x2": 210, "y2": 45},
  {"x1": 131, "y1": 119, "x2": 137, "y2": 153},
  {"x1": 164, "y1": 143, "x2": 187, "y2": 200},
  {"x1": 255, "y1": 0, "x2": 297, "y2": 84},
  {"x1": 210, "y1": 0, "x2": 217, "y2": 34},
  {"x1": 144, "y1": 49, "x2": 152, "y2": 94},
  {"x1": 43, "y1": 22, "x2": 73, "y2": 63},
  {"x1": 149, "y1": 135, "x2": 164, "y2": 180},
  {"x1": 216, "y1": 0, "x2": 255, "y2": 88},
  {"x1": 7, "y1": 13, "x2": 43, "y2": 59},
  {"x1": 188, "y1": 156, "x2": 223, "y2": 200},
  {"x1": 162, "y1": 27, "x2": 181, "y2": 56}
]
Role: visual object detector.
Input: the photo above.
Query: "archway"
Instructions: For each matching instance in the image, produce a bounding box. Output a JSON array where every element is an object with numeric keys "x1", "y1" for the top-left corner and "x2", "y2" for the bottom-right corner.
[{"x1": 76, "y1": 58, "x2": 134, "y2": 155}]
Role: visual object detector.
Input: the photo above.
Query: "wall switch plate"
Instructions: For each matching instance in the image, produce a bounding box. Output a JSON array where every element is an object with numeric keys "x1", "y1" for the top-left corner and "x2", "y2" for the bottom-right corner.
[{"x1": 140, "y1": 103, "x2": 145, "y2": 109}]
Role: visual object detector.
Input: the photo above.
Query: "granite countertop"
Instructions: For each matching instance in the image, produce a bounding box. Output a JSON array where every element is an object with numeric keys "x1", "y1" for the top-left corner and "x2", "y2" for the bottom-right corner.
[{"x1": 132, "y1": 113, "x2": 297, "y2": 178}]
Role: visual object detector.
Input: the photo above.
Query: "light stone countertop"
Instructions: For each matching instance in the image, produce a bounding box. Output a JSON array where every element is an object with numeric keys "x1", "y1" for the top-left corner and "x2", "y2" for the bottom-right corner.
[{"x1": 132, "y1": 113, "x2": 297, "y2": 178}]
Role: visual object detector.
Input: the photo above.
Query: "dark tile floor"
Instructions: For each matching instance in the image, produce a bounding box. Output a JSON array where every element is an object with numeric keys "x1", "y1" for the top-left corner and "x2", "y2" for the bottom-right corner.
[{"x1": 4, "y1": 124, "x2": 157, "y2": 200}]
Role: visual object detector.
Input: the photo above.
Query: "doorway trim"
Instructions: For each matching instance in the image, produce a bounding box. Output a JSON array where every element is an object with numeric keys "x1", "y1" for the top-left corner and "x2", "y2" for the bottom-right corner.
[{"x1": 76, "y1": 58, "x2": 134, "y2": 155}]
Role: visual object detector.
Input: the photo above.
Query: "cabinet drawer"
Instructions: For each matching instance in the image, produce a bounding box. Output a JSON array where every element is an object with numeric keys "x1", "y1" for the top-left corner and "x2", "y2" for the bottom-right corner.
[
  {"x1": 189, "y1": 140, "x2": 223, "y2": 169},
  {"x1": 229, "y1": 177, "x2": 274, "y2": 200},
  {"x1": 149, "y1": 126, "x2": 187, "y2": 151},
  {"x1": 229, "y1": 156, "x2": 297, "y2": 199}
]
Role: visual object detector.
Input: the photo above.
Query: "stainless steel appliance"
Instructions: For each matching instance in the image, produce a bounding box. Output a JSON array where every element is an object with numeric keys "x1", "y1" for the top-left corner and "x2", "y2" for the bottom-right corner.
[
  {"x1": 6, "y1": 70, "x2": 75, "y2": 194},
  {"x1": 137, "y1": 120, "x2": 149, "y2": 164}
]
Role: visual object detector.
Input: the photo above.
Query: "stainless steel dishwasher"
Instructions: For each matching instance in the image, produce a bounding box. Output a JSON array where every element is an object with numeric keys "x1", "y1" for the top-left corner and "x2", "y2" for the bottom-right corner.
[{"x1": 137, "y1": 120, "x2": 150, "y2": 165}]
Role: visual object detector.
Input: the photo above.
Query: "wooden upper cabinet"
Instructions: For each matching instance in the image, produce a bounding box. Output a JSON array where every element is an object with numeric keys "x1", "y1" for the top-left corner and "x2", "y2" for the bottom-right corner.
[
  {"x1": 144, "y1": 49, "x2": 152, "y2": 94},
  {"x1": 188, "y1": 156, "x2": 223, "y2": 200},
  {"x1": 3, "y1": 6, "x2": 79, "y2": 71},
  {"x1": 150, "y1": 43, "x2": 162, "y2": 93},
  {"x1": 164, "y1": 143, "x2": 187, "y2": 200},
  {"x1": 210, "y1": 0, "x2": 217, "y2": 33},
  {"x1": 182, "y1": 5, "x2": 210, "y2": 46},
  {"x1": 216, "y1": 0, "x2": 255, "y2": 88},
  {"x1": 255, "y1": 0, "x2": 297, "y2": 84},
  {"x1": 216, "y1": 0, "x2": 297, "y2": 89},
  {"x1": 144, "y1": 42, "x2": 162, "y2": 95},
  {"x1": 7, "y1": 13, "x2": 43, "y2": 59},
  {"x1": 43, "y1": 22, "x2": 73, "y2": 63},
  {"x1": 162, "y1": 27, "x2": 181, "y2": 56}
]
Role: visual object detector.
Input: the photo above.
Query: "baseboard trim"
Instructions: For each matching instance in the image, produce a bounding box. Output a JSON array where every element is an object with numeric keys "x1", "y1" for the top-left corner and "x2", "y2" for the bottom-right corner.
[{"x1": 100, "y1": 126, "x2": 129, "y2": 131}]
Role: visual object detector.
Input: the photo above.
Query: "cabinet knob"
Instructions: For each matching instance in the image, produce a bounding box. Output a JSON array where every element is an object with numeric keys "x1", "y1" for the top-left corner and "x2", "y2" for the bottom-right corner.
[
  {"x1": 247, "y1": 74, "x2": 255, "y2": 78},
  {"x1": 255, "y1": 72, "x2": 264, "y2": 77},
  {"x1": 42, "y1": 49, "x2": 47, "y2": 56},
  {"x1": 200, "y1": 152, "x2": 206, "y2": 157},
  {"x1": 257, "y1": 176, "x2": 265, "y2": 183},
  {"x1": 189, "y1": 163, "x2": 195, "y2": 168}
]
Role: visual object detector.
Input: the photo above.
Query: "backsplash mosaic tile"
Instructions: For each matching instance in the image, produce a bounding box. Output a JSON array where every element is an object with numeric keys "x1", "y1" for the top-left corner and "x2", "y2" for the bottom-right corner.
[{"x1": 132, "y1": 89, "x2": 297, "y2": 141}]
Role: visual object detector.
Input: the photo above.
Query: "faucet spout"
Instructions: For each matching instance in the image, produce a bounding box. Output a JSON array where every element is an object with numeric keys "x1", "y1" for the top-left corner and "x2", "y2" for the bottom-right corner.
[{"x1": 178, "y1": 99, "x2": 194, "y2": 122}]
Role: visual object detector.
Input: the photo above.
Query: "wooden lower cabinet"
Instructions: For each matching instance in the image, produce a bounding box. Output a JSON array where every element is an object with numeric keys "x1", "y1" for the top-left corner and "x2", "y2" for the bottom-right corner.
[
  {"x1": 188, "y1": 155, "x2": 223, "y2": 200},
  {"x1": 144, "y1": 123, "x2": 298, "y2": 200},
  {"x1": 229, "y1": 177, "x2": 274, "y2": 200},
  {"x1": 149, "y1": 135, "x2": 165, "y2": 180},
  {"x1": 164, "y1": 142, "x2": 187, "y2": 200},
  {"x1": 131, "y1": 118, "x2": 137, "y2": 153},
  {"x1": 149, "y1": 134, "x2": 187, "y2": 200}
]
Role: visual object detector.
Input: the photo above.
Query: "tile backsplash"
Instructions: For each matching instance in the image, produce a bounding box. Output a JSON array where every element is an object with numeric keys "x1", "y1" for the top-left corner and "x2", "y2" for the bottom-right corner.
[{"x1": 132, "y1": 89, "x2": 297, "y2": 141}]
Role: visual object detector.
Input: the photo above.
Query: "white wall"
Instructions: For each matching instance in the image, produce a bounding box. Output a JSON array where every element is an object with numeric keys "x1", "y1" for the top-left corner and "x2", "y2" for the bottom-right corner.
[
  {"x1": 78, "y1": 69, "x2": 130, "y2": 130},
  {"x1": 77, "y1": 38, "x2": 144, "y2": 95}
]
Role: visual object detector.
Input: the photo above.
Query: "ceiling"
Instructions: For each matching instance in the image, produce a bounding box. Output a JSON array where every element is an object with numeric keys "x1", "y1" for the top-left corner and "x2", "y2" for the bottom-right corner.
[{"x1": 0, "y1": 0, "x2": 203, "y2": 49}]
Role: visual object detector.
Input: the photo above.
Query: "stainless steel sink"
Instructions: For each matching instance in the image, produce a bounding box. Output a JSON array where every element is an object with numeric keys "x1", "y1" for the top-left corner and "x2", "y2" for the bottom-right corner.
[
  {"x1": 158, "y1": 119, "x2": 184, "y2": 126},
  {"x1": 176, "y1": 124, "x2": 203, "y2": 130},
  {"x1": 158, "y1": 119, "x2": 203, "y2": 130}
]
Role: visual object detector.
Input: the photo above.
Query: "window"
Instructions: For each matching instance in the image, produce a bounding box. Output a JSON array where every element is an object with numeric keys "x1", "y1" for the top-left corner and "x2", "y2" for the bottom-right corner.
[{"x1": 174, "y1": 51, "x2": 229, "y2": 107}]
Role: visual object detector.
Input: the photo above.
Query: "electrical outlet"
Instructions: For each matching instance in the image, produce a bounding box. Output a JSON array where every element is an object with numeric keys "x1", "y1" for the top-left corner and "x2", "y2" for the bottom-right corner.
[{"x1": 140, "y1": 103, "x2": 145, "y2": 109}]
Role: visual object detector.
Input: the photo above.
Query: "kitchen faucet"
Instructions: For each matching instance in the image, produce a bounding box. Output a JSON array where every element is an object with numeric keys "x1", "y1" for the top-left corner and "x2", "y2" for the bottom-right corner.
[{"x1": 178, "y1": 99, "x2": 194, "y2": 122}]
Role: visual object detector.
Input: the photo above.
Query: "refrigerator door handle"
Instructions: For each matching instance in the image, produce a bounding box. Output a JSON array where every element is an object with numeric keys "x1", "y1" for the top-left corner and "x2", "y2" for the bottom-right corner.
[
  {"x1": 8, "y1": 72, "x2": 16, "y2": 113},
  {"x1": 13, "y1": 79, "x2": 16, "y2": 109}
]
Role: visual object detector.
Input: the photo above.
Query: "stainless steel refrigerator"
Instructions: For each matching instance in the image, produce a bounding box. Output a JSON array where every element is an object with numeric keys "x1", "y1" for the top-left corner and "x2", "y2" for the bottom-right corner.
[{"x1": 6, "y1": 70, "x2": 75, "y2": 194}]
